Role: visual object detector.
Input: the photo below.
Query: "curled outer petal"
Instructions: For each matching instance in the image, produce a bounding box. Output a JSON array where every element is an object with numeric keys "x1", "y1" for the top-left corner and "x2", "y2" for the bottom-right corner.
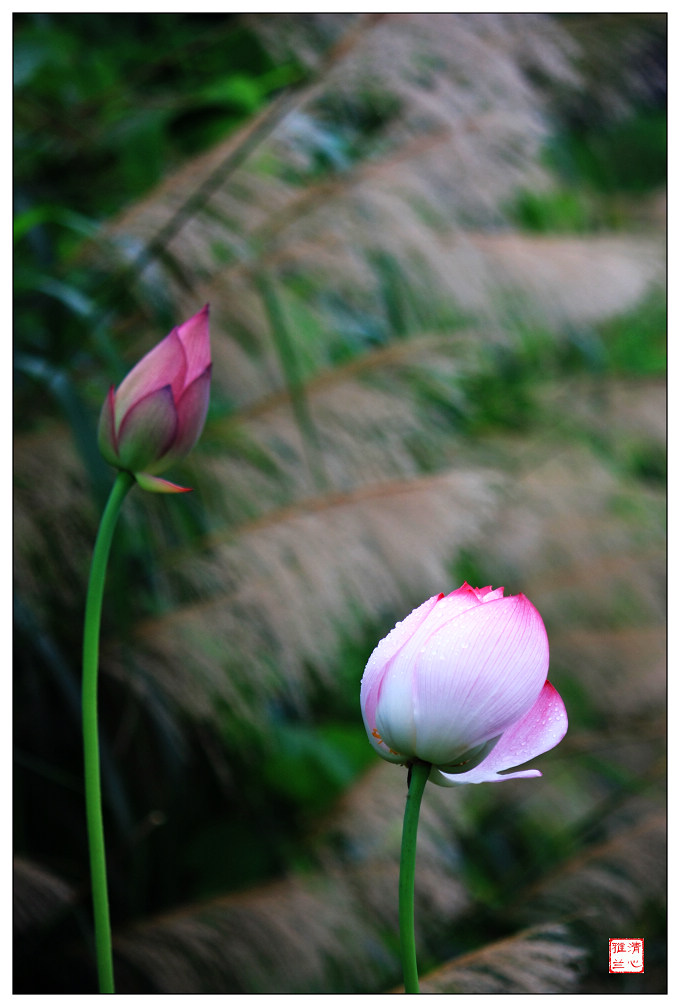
[
  {"x1": 134, "y1": 472, "x2": 192, "y2": 494},
  {"x1": 430, "y1": 681, "x2": 568, "y2": 785}
]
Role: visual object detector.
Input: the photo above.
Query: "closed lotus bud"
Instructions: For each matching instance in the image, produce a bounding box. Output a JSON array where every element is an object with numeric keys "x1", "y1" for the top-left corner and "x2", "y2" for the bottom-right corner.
[
  {"x1": 360, "y1": 582, "x2": 567, "y2": 785},
  {"x1": 98, "y1": 306, "x2": 211, "y2": 492}
]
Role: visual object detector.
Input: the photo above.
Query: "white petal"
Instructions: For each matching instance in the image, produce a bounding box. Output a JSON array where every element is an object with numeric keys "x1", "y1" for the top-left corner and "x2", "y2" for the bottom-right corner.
[
  {"x1": 409, "y1": 594, "x2": 549, "y2": 764},
  {"x1": 360, "y1": 593, "x2": 442, "y2": 753}
]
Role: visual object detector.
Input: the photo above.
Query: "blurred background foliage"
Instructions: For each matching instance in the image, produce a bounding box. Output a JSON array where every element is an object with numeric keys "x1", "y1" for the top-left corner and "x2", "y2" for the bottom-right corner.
[{"x1": 14, "y1": 12, "x2": 666, "y2": 994}]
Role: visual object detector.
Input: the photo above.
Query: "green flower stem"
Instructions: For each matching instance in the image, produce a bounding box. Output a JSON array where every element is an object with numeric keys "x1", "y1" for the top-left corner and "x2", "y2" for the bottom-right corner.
[
  {"x1": 399, "y1": 760, "x2": 431, "y2": 994},
  {"x1": 82, "y1": 470, "x2": 134, "y2": 994}
]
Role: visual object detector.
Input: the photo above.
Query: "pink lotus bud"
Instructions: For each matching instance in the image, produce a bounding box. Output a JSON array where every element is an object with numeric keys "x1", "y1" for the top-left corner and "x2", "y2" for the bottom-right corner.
[
  {"x1": 360, "y1": 583, "x2": 567, "y2": 784},
  {"x1": 98, "y1": 306, "x2": 211, "y2": 493}
]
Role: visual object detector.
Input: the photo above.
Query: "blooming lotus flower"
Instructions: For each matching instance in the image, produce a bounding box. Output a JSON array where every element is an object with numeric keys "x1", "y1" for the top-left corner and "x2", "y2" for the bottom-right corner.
[
  {"x1": 98, "y1": 306, "x2": 211, "y2": 492},
  {"x1": 360, "y1": 583, "x2": 567, "y2": 785}
]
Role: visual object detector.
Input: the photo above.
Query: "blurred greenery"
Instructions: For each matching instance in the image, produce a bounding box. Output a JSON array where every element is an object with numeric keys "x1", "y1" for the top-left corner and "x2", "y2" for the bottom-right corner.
[
  {"x1": 14, "y1": 12, "x2": 666, "y2": 995},
  {"x1": 14, "y1": 12, "x2": 300, "y2": 216},
  {"x1": 509, "y1": 110, "x2": 666, "y2": 234}
]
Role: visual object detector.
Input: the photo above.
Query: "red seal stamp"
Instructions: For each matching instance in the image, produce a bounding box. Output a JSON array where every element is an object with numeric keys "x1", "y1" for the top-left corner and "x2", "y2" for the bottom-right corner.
[{"x1": 609, "y1": 938, "x2": 644, "y2": 973}]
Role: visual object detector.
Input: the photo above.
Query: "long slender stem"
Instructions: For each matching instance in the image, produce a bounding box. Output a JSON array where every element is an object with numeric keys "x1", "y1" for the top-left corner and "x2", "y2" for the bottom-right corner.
[
  {"x1": 82, "y1": 470, "x2": 134, "y2": 993},
  {"x1": 399, "y1": 760, "x2": 431, "y2": 994}
]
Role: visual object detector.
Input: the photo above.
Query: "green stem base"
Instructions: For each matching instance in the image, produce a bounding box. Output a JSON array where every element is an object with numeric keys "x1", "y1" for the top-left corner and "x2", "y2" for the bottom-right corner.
[{"x1": 399, "y1": 760, "x2": 431, "y2": 994}]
